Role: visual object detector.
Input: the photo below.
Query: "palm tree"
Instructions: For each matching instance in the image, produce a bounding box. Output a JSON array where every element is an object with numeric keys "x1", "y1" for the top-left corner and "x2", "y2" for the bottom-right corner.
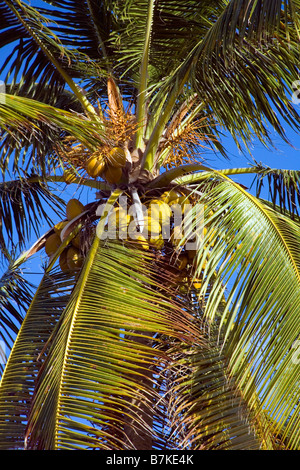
[{"x1": 0, "y1": 0, "x2": 300, "y2": 450}]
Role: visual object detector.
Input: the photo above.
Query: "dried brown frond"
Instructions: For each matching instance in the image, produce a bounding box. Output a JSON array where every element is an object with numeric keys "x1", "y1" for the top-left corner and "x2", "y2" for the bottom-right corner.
[{"x1": 107, "y1": 76, "x2": 123, "y2": 117}]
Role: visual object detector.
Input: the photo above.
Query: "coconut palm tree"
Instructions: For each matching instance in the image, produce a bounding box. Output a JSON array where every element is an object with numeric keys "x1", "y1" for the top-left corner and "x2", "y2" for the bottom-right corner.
[{"x1": 1, "y1": 0, "x2": 300, "y2": 450}]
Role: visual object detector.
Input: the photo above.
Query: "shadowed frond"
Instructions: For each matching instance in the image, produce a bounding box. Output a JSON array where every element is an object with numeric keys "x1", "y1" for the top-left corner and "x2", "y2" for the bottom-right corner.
[
  {"x1": 173, "y1": 171, "x2": 300, "y2": 449},
  {"x1": 166, "y1": 324, "x2": 267, "y2": 450},
  {"x1": 253, "y1": 164, "x2": 300, "y2": 217},
  {"x1": 0, "y1": 258, "x2": 33, "y2": 375},
  {"x1": 0, "y1": 266, "x2": 78, "y2": 449},
  {"x1": 147, "y1": 0, "x2": 300, "y2": 153},
  {"x1": 23, "y1": 237, "x2": 201, "y2": 450},
  {"x1": 0, "y1": 175, "x2": 65, "y2": 256}
]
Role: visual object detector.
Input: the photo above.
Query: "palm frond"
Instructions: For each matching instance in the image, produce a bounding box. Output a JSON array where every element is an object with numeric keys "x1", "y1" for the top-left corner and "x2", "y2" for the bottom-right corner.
[
  {"x1": 0, "y1": 266, "x2": 77, "y2": 449},
  {"x1": 1, "y1": 0, "x2": 68, "y2": 101},
  {"x1": 0, "y1": 175, "x2": 65, "y2": 256},
  {"x1": 253, "y1": 163, "x2": 300, "y2": 218},
  {"x1": 0, "y1": 84, "x2": 85, "y2": 176},
  {"x1": 173, "y1": 163, "x2": 300, "y2": 219},
  {"x1": 1, "y1": 0, "x2": 98, "y2": 115},
  {"x1": 0, "y1": 94, "x2": 104, "y2": 151},
  {"x1": 148, "y1": 0, "x2": 300, "y2": 153},
  {"x1": 174, "y1": 172, "x2": 300, "y2": 449},
  {"x1": 0, "y1": 258, "x2": 33, "y2": 375},
  {"x1": 132, "y1": 0, "x2": 155, "y2": 151},
  {"x1": 23, "y1": 236, "x2": 201, "y2": 450},
  {"x1": 166, "y1": 325, "x2": 267, "y2": 450},
  {"x1": 0, "y1": 92, "x2": 108, "y2": 178}
]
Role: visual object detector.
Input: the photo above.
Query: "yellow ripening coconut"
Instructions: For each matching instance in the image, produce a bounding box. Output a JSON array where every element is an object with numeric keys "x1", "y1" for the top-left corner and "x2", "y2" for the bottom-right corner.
[
  {"x1": 107, "y1": 207, "x2": 131, "y2": 238},
  {"x1": 86, "y1": 155, "x2": 106, "y2": 178},
  {"x1": 53, "y1": 220, "x2": 69, "y2": 236},
  {"x1": 45, "y1": 233, "x2": 61, "y2": 256},
  {"x1": 131, "y1": 233, "x2": 149, "y2": 250},
  {"x1": 108, "y1": 207, "x2": 129, "y2": 228},
  {"x1": 108, "y1": 147, "x2": 126, "y2": 168},
  {"x1": 193, "y1": 278, "x2": 202, "y2": 289},
  {"x1": 142, "y1": 216, "x2": 161, "y2": 237},
  {"x1": 104, "y1": 166, "x2": 123, "y2": 184},
  {"x1": 148, "y1": 199, "x2": 172, "y2": 227},
  {"x1": 118, "y1": 214, "x2": 132, "y2": 236},
  {"x1": 66, "y1": 198, "x2": 84, "y2": 221},
  {"x1": 181, "y1": 196, "x2": 191, "y2": 211},
  {"x1": 63, "y1": 169, "x2": 78, "y2": 184},
  {"x1": 107, "y1": 206, "x2": 120, "y2": 225},
  {"x1": 169, "y1": 196, "x2": 190, "y2": 212},
  {"x1": 66, "y1": 246, "x2": 84, "y2": 271},
  {"x1": 59, "y1": 249, "x2": 70, "y2": 273},
  {"x1": 149, "y1": 234, "x2": 164, "y2": 250},
  {"x1": 176, "y1": 254, "x2": 188, "y2": 271},
  {"x1": 161, "y1": 190, "x2": 179, "y2": 204}
]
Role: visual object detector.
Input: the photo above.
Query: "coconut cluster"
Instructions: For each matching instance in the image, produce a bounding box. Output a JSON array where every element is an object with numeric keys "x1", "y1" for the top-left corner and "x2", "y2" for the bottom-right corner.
[
  {"x1": 104, "y1": 189, "x2": 215, "y2": 291},
  {"x1": 45, "y1": 189, "x2": 215, "y2": 297},
  {"x1": 62, "y1": 146, "x2": 126, "y2": 185},
  {"x1": 86, "y1": 146, "x2": 126, "y2": 183},
  {"x1": 104, "y1": 189, "x2": 180, "y2": 250},
  {"x1": 45, "y1": 198, "x2": 86, "y2": 273}
]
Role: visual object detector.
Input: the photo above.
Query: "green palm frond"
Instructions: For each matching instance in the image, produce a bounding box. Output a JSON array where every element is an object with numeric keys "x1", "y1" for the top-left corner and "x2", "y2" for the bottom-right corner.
[
  {"x1": 1, "y1": 0, "x2": 97, "y2": 113},
  {"x1": 21, "y1": 237, "x2": 200, "y2": 450},
  {"x1": 1, "y1": 0, "x2": 124, "y2": 106},
  {"x1": 37, "y1": 0, "x2": 114, "y2": 64},
  {"x1": 253, "y1": 164, "x2": 300, "y2": 217},
  {"x1": 2, "y1": 0, "x2": 300, "y2": 168},
  {"x1": 0, "y1": 259, "x2": 33, "y2": 375},
  {"x1": 0, "y1": 92, "x2": 107, "y2": 177},
  {"x1": 170, "y1": 171, "x2": 300, "y2": 449},
  {"x1": 173, "y1": 163, "x2": 300, "y2": 218},
  {"x1": 166, "y1": 326, "x2": 268, "y2": 450},
  {"x1": 0, "y1": 94, "x2": 104, "y2": 151},
  {"x1": 1, "y1": 0, "x2": 69, "y2": 100},
  {"x1": 0, "y1": 266, "x2": 78, "y2": 449},
  {"x1": 146, "y1": 0, "x2": 300, "y2": 153},
  {"x1": 1, "y1": 0, "x2": 300, "y2": 452},
  {"x1": 0, "y1": 175, "x2": 65, "y2": 256},
  {"x1": 0, "y1": 84, "x2": 85, "y2": 175}
]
